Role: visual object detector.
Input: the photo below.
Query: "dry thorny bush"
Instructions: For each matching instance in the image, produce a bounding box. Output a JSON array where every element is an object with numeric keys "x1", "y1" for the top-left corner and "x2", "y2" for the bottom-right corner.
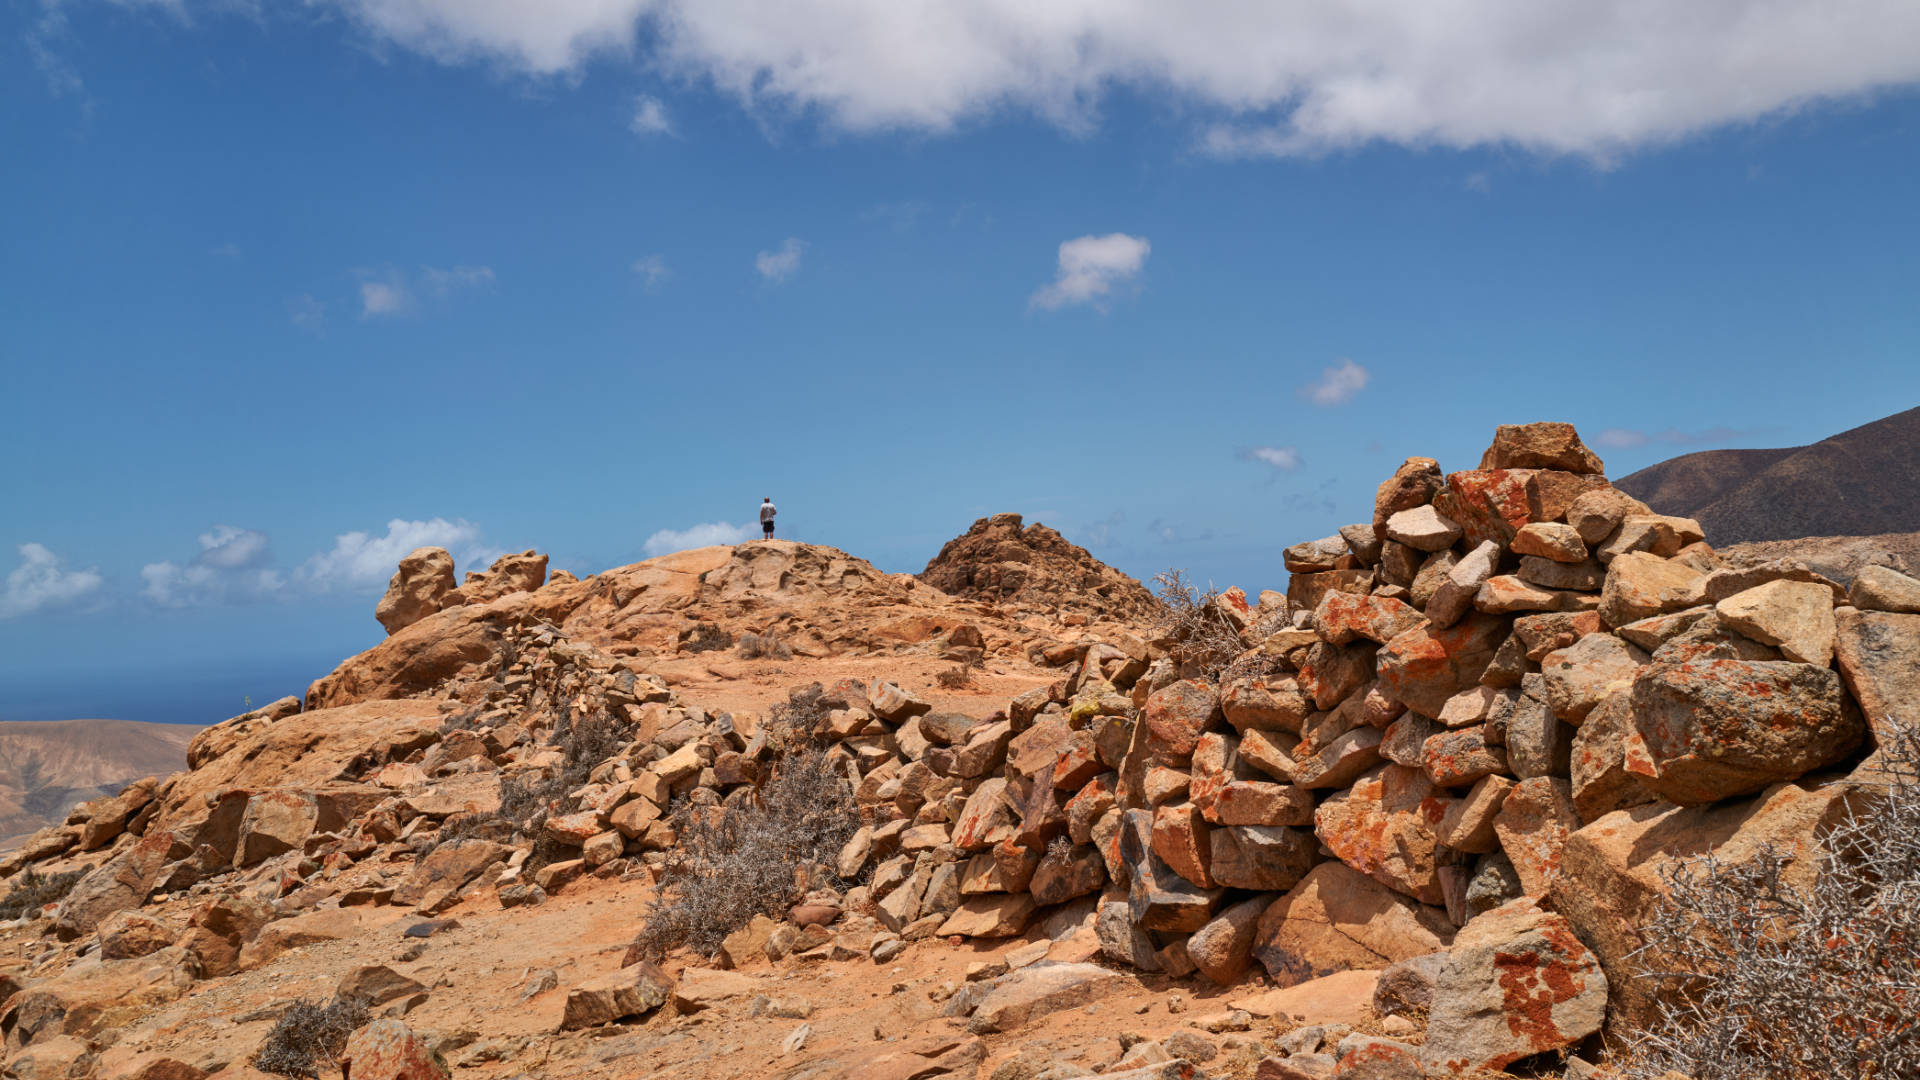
[
  {"x1": 684, "y1": 622, "x2": 734, "y2": 653},
  {"x1": 255, "y1": 996, "x2": 371, "y2": 1077},
  {"x1": 0, "y1": 867, "x2": 87, "y2": 920},
  {"x1": 437, "y1": 710, "x2": 628, "y2": 860},
  {"x1": 936, "y1": 664, "x2": 976, "y2": 689},
  {"x1": 629, "y1": 748, "x2": 861, "y2": 961},
  {"x1": 1623, "y1": 719, "x2": 1920, "y2": 1079},
  {"x1": 1152, "y1": 568, "x2": 1261, "y2": 681}
]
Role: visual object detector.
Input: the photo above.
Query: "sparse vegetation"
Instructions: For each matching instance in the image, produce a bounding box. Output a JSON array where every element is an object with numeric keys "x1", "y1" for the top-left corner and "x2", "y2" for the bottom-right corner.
[
  {"x1": 684, "y1": 622, "x2": 734, "y2": 653},
  {"x1": 436, "y1": 710, "x2": 627, "y2": 860},
  {"x1": 936, "y1": 665, "x2": 976, "y2": 690},
  {"x1": 1622, "y1": 720, "x2": 1920, "y2": 1079},
  {"x1": 628, "y1": 749, "x2": 860, "y2": 961},
  {"x1": 1151, "y1": 568, "x2": 1255, "y2": 680},
  {"x1": 736, "y1": 631, "x2": 792, "y2": 660},
  {"x1": 763, "y1": 682, "x2": 832, "y2": 753},
  {"x1": 0, "y1": 867, "x2": 87, "y2": 920},
  {"x1": 255, "y1": 996, "x2": 370, "y2": 1078}
]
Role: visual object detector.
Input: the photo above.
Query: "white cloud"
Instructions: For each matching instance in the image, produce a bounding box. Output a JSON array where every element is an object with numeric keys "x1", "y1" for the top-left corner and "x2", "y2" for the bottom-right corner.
[
  {"x1": 755, "y1": 238, "x2": 804, "y2": 282},
  {"x1": 284, "y1": 1, "x2": 1920, "y2": 160},
  {"x1": 1030, "y1": 233, "x2": 1149, "y2": 311},
  {"x1": 421, "y1": 264, "x2": 496, "y2": 295},
  {"x1": 1238, "y1": 446, "x2": 1303, "y2": 472},
  {"x1": 643, "y1": 521, "x2": 753, "y2": 557},
  {"x1": 298, "y1": 518, "x2": 491, "y2": 592},
  {"x1": 138, "y1": 525, "x2": 283, "y2": 607},
  {"x1": 1299, "y1": 358, "x2": 1370, "y2": 407},
  {"x1": 1, "y1": 543, "x2": 103, "y2": 619},
  {"x1": 360, "y1": 278, "x2": 411, "y2": 318},
  {"x1": 632, "y1": 254, "x2": 671, "y2": 290},
  {"x1": 630, "y1": 94, "x2": 673, "y2": 135}
]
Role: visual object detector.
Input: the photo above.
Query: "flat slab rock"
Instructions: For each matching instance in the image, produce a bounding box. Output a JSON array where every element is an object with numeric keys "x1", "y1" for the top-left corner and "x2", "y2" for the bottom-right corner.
[
  {"x1": 965, "y1": 962, "x2": 1131, "y2": 1034},
  {"x1": 1230, "y1": 968, "x2": 1381, "y2": 1026}
]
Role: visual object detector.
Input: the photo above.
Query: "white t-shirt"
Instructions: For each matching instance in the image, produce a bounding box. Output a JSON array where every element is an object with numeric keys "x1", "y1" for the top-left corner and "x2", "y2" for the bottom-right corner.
[{"x1": 760, "y1": 503, "x2": 777, "y2": 523}]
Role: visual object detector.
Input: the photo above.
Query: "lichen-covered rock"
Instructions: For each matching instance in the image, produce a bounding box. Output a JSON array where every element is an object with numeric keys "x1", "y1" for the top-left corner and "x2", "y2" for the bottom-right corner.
[
  {"x1": 1715, "y1": 579, "x2": 1836, "y2": 666},
  {"x1": 1375, "y1": 616, "x2": 1507, "y2": 718},
  {"x1": 1421, "y1": 899, "x2": 1606, "y2": 1075},
  {"x1": 1314, "y1": 766, "x2": 1450, "y2": 905},
  {"x1": 1628, "y1": 659, "x2": 1862, "y2": 804}
]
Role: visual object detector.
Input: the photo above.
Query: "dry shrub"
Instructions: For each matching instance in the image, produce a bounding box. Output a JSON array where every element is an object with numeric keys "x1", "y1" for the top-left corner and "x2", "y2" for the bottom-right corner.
[
  {"x1": 763, "y1": 683, "x2": 832, "y2": 753},
  {"x1": 684, "y1": 622, "x2": 734, "y2": 653},
  {"x1": 439, "y1": 710, "x2": 626, "y2": 858},
  {"x1": 255, "y1": 996, "x2": 370, "y2": 1077},
  {"x1": 1622, "y1": 720, "x2": 1920, "y2": 1079},
  {"x1": 936, "y1": 665, "x2": 976, "y2": 690},
  {"x1": 1150, "y1": 568, "x2": 1251, "y2": 680},
  {"x1": 628, "y1": 749, "x2": 859, "y2": 961},
  {"x1": 0, "y1": 867, "x2": 87, "y2": 920},
  {"x1": 737, "y1": 632, "x2": 792, "y2": 660}
]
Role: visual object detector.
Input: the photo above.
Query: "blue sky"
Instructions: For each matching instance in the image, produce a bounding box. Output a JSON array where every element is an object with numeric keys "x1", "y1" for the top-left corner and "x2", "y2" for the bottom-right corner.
[{"x1": 5, "y1": 2, "x2": 1919, "y2": 725}]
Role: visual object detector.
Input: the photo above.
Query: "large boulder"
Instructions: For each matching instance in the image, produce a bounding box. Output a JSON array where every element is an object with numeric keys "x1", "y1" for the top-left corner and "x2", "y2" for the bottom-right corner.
[
  {"x1": 460, "y1": 549, "x2": 548, "y2": 604},
  {"x1": 1252, "y1": 863, "x2": 1453, "y2": 987},
  {"x1": 306, "y1": 607, "x2": 514, "y2": 710},
  {"x1": 375, "y1": 547, "x2": 457, "y2": 635},
  {"x1": 1599, "y1": 553, "x2": 1706, "y2": 628},
  {"x1": 1628, "y1": 659, "x2": 1862, "y2": 804},
  {"x1": 1421, "y1": 899, "x2": 1606, "y2": 1075},
  {"x1": 391, "y1": 840, "x2": 508, "y2": 913},
  {"x1": 1549, "y1": 780, "x2": 1861, "y2": 1029},
  {"x1": 1478, "y1": 423, "x2": 1604, "y2": 474}
]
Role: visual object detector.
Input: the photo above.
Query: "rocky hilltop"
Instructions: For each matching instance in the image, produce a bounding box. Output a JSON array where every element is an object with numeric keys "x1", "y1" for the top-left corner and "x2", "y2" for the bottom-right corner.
[
  {"x1": 919, "y1": 514, "x2": 1162, "y2": 623},
  {"x1": 0, "y1": 720, "x2": 198, "y2": 849},
  {"x1": 2, "y1": 426, "x2": 1917, "y2": 1080}
]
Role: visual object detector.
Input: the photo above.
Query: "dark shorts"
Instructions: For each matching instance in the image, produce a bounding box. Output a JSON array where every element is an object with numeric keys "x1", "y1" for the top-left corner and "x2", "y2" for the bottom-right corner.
[{"x1": 762, "y1": 521, "x2": 775, "y2": 535}]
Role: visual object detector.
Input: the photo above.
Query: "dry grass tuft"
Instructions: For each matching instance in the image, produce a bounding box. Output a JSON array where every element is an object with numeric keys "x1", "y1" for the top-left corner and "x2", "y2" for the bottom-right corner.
[
  {"x1": 255, "y1": 996, "x2": 370, "y2": 1078},
  {"x1": 737, "y1": 631, "x2": 793, "y2": 660}
]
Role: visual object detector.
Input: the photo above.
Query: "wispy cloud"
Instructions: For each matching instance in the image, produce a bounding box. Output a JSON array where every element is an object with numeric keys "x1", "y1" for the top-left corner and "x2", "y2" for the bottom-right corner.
[
  {"x1": 632, "y1": 254, "x2": 671, "y2": 290},
  {"x1": 1298, "y1": 358, "x2": 1370, "y2": 406},
  {"x1": 755, "y1": 238, "x2": 805, "y2": 283},
  {"x1": 289, "y1": 294, "x2": 326, "y2": 332},
  {"x1": 421, "y1": 264, "x2": 495, "y2": 296},
  {"x1": 1464, "y1": 172, "x2": 1492, "y2": 194},
  {"x1": 1078, "y1": 510, "x2": 1126, "y2": 548},
  {"x1": 360, "y1": 276, "x2": 411, "y2": 319},
  {"x1": 1238, "y1": 446, "x2": 1303, "y2": 472},
  {"x1": 140, "y1": 525, "x2": 282, "y2": 608},
  {"x1": 210, "y1": 242, "x2": 242, "y2": 258},
  {"x1": 630, "y1": 94, "x2": 673, "y2": 136},
  {"x1": 643, "y1": 521, "x2": 753, "y2": 557},
  {"x1": 1593, "y1": 426, "x2": 1766, "y2": 449},
  {"x1": 1030, "y1": 233, "x2": 1150, "y2": 311},
  {"x1": 1, "y1": 543, "x2": 104, "y2": 619}
]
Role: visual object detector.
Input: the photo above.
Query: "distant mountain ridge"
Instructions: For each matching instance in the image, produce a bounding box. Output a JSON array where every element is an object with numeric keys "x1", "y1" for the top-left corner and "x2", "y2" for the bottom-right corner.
[
  {"x1": 0, "y1": 718, "x2": 198, "y2": 849},
  {"x1": 1616, "y1": 406, "x2": 1920, "y2": 545}
]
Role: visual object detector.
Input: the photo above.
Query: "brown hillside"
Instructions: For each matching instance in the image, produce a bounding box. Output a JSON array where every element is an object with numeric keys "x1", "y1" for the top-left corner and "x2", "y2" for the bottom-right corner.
[
  {"x1": 1616, "y1": 405, "x2": 1920, "y2": 544},
  {"x1": 0, "y1": 719, "x2": 198, "y2": 848}
]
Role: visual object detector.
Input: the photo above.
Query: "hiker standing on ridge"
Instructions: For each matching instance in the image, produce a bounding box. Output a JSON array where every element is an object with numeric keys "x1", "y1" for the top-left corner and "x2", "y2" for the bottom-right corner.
[{"x1": 760, "y1": 497, "x2": 777, "y2": 539}]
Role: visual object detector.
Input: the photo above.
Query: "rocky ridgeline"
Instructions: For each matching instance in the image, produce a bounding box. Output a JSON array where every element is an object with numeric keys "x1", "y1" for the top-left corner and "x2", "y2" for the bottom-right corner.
[{"x1": 3, "y1": 424, "x2": 1918, "y2": 1080}]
